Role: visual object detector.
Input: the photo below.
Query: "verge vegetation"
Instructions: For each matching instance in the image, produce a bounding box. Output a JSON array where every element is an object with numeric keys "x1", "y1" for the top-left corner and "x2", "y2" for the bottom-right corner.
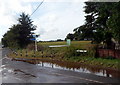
[{"x1": 9, "y1": 41, "x2": 120, "y2": 70}]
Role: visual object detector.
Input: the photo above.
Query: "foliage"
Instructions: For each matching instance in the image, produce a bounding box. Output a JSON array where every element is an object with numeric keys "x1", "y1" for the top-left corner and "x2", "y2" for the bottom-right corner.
[
  {"x1": 2, "y1": 12, "x2": 36, "y2": 48},
  {"x1": 65, "y1": 46, "x2": 78, "y2": 58},
  {"x1": 66, "y1": 2, "x2": 120, "y2": 49},
  {"x1": 2, "y1": 25, "x2": 20, "y2": 48},
  {"x1": 9, "y1": 41, "x2": 120, "y2": 70},
  {"x1": 107, "y1": 2, "x2": 120, "y2": 43},
  {"x1": 65, "y1": 33, "x2": 74, "y2": 41}
]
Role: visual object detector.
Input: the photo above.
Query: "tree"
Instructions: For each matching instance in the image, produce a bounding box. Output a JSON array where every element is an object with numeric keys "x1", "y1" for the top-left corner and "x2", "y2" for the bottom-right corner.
[
  {"x1": 2, "y1": 12, "x2": 36, "y2": 48},
  {"x1": 73, "y1": 25, "x2": 86, "y2": 40},
  {"x1": 65, "y1": 33, "x2": 74, "y2": 41},
  {"x1": 107, "y1": 2, "x2": 120, "y2": 43},
  {"x1": 2, "y1": 25, "x2": 20, "y2": 48},
  {"x1": 84, "y1": 2, "x2": 120, "y2": 47},
  {"x1": 72, "y1": 2, "x2": 120, "y2": 48},
  {"x1": 17, "y1": 12, "x2": 36, "y2": 48}
]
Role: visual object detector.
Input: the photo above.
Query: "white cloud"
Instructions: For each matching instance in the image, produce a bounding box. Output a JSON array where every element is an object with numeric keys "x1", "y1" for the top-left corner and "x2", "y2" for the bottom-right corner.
[
  {"x1": 0, "y1": 0, "x2": 33, "y2": 40},
  {"x1": 33, "y1": 2, "x2": 85, "y2": 41},
  {"x1": 0, "y1": 0, "x2": 86, "y2": 41}
]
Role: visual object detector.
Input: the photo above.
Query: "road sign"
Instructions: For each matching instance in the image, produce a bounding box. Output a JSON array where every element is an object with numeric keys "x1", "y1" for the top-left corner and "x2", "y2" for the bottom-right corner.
[
  {"x1": 33, "y1": 35, "x2": 36, "y2": 38},
  {"x1": 30, "y1": 38, "x2": 36, "y2": 41},
  {"x1": 67, "y1": 39, "x2": 71, "y2": 45}
]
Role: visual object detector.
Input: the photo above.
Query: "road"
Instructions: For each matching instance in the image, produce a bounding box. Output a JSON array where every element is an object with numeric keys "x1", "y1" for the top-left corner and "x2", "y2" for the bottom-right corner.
[{"x1": 0, "y1": 46, "x2": 120, "y2": 84}]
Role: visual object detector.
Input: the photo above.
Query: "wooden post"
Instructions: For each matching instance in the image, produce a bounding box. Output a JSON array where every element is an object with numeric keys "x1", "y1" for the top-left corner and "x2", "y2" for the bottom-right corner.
[
  {"x1": 42, "y1": 62, "x2": 44, "y2": 67},
  {"x1": 41, "y1": 51, "x2": 43, "y2": 58},
  {"x1": 26, "y1": 50, "x2": 28, "y2": 57},
  {"x1": 114, "y1": 49, "x2": 116, "y2": 59},
  {"x1": 20, "y1": 50, "x2": 22, "y2": 56},
  {"x1": 52, "y1": 63, "x2": 53, "y2": 68}
]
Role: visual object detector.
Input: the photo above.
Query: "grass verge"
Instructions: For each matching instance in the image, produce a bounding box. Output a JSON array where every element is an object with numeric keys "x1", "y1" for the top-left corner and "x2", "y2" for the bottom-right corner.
[{"x1": 8, "y1": 41, "x2": 120, "y2": 71}]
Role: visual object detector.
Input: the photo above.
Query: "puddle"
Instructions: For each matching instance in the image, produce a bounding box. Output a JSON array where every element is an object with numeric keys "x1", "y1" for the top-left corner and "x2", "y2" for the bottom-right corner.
[
  {"x1": 36, "y1": 60, "x2": 120, "y2": 78},
  {"x1": 13, "y1": 58, "x2": 120, "y2": 78}
]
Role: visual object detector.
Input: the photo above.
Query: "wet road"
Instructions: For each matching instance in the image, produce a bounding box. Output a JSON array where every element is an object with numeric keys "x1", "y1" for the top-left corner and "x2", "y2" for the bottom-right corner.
[
  {"x1": 2, "y1": 58, "x2": 120, "y2": 84},
  {"x1": 0, "y1": 47, "x2": 120, "y2": 84}
]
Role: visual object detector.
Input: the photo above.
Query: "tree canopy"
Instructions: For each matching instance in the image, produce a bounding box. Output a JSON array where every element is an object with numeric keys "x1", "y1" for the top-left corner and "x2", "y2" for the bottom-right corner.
[
  {"x1": 2, "y1": 13, "x2": 36, "y2": 48},
  {"x1": 66, "y1": 2, "x2": 120, "y2": 49}
]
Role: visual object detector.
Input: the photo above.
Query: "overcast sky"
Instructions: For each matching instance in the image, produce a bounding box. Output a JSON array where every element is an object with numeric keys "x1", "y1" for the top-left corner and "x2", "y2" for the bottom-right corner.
[{"x1": 0, "y1": 0, "x2": 88, "y2": 41}]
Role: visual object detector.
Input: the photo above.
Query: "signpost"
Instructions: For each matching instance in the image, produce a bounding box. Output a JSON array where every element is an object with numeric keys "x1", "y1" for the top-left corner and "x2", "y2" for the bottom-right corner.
[
  {"x1": 30, "y1": 35, "x2": 38, "y2": 51},
  {"x1": 30, "y1": 38, "x2": 35, "y2": 41}
]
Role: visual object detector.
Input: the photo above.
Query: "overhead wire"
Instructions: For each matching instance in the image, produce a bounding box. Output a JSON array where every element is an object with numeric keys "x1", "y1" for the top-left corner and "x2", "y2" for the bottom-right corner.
[{"x1": 30, "y1": 0, "x2": 44, "y2": 17}]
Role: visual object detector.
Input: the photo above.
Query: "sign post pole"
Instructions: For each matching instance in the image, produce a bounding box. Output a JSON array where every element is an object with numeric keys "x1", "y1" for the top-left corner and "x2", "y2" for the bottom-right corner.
[
  {"x1": 35, "y1": 38, "x2": 37, "y2": 51},
  {"x1": 32, "y1": 35, "x2": 38, "y2": 52}
]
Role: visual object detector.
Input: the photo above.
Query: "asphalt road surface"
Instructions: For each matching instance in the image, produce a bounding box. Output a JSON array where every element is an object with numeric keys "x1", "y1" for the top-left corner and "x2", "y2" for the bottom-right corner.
[{"x1": 0, "y1": 46, "x2": 120, "y2": 84}]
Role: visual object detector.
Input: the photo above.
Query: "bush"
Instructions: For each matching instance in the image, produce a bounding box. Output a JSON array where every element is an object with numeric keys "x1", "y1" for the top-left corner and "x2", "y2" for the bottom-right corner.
[
  {"x1": 87, "y1": 44, "x2": 97, "y2": 58},
  {"x1": 64, "y1": 46, "x2": 79, "y2": 58}
]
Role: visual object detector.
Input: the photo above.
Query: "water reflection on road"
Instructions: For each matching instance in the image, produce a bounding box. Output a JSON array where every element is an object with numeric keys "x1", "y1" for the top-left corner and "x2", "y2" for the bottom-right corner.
[
  {"x1": 37, "y1": 60, "x2": 120, "y2": 78},
  {"x1": 15, "y1": 59, "x2": 119, "y2": 78},
  {"x1": 36, "y1": 61, "x2": 112, "y2": 77}
]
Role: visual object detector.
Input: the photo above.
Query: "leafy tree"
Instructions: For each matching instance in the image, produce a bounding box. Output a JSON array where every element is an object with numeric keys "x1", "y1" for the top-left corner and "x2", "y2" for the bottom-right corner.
[
  {"x1": 65, "y1": 2, "x2": 120, "y2": 49},
  {"x1": 17, "y1": 12, "x2": 36, "y2": 48},
  {"x1": 67, "y1": 2, "x2": 120, "y2": 49},
  {"x1": 107, "y1": 2, "x2": 120, "y2": 43},
  {"x1": 2, "y1": 12, "x2": 36, "y2": 48},
  {"x1": 2, "y1": 25, "x2": 20, "y2": 48},
  {"x1": 73, "y1": 25, "x2": 86, "y2": 40},
  {"x1": 65, "y1": 33, "x2": 74, "y2": 41}
]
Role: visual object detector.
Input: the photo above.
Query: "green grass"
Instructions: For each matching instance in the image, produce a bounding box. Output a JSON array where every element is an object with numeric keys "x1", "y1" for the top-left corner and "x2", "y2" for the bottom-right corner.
[
  {"x1": 9, "y1": 41, "x2": 120, "y2": 70},
  {"x1": 39, "y1": 41, "x2": 91, "y2": 47},
  {"x1": 39, "y1": 41, "x2": 66, "y2": 46},
  {"x1": 65, "y1": 56, "x2": 120, "y2": 70}
]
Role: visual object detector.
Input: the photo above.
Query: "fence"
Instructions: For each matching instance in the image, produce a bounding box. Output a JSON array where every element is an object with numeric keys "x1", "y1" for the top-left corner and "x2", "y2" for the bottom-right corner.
[{"x1": 97, "y1": 49, "x2": 120, "y2": 59}]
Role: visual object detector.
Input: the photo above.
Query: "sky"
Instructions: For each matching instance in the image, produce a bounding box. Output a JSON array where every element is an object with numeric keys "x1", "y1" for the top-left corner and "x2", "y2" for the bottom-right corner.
[{"x1": 0, "y1": 0, "x2": 88, "y2": 41}]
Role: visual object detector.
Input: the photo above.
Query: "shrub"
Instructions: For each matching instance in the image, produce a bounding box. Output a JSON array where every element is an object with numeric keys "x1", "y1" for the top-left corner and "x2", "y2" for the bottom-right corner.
[
  {"x1": 64, "y1": 46, "x2": 79, "y2": 58},
  {"x1": 87, "y1": 44, "x2": 97, "y2": 58}
]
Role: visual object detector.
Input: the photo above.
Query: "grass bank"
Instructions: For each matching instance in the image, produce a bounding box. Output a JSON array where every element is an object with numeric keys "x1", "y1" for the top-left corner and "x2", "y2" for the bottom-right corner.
[{"x1": 8, "y1": 41, "x2": 120, "y2": 70}]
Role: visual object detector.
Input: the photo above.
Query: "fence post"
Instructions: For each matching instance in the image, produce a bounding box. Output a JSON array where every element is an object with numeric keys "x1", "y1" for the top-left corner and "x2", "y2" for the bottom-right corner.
[
  {"x1": 114, "y1": 49, "x2": 116, "y2": 59},
  {"x1": 26, "y1": 50, "x2": 28, "y2": 57},
  {"x1": 42, "y1": 62, "x2": 44, "y2": 67},
  {"x1": 20, "y1": 50, "x2": 22, "y2": 56},
  {"x1": 41, "y1": 51, "x2": 43, "y2": 58},
  {"x1": 52, "y1": 63, "x2": 53, "y2": 68}
]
